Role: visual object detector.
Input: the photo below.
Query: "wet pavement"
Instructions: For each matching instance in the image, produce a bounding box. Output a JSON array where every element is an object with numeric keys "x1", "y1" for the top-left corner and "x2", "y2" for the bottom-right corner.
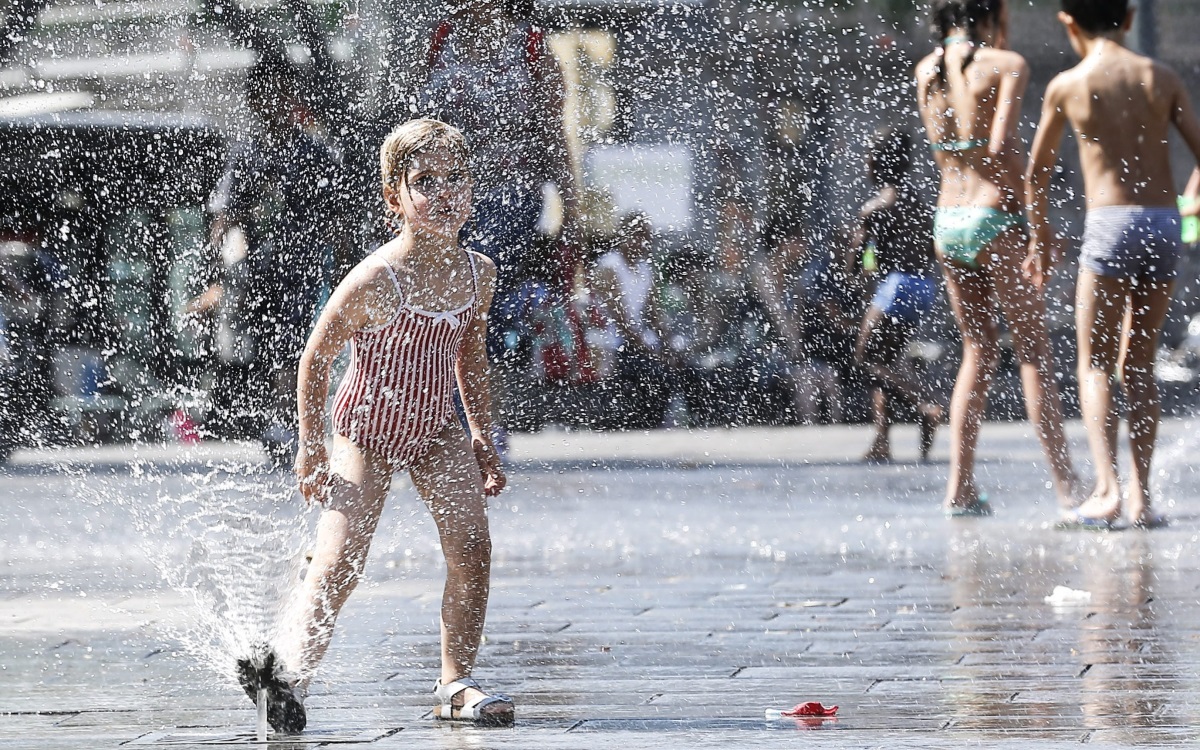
[{"x1": 3, "y1": 418, "x2": 1200, "y2": 748}]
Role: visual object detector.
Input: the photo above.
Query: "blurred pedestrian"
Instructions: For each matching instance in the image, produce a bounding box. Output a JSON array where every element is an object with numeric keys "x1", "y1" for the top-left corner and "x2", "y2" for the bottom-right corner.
[
  {"x1": 850, "y1": 127, "x2": 942, "y2": 461},
  {"x1": 416, "y1": 0, "x2": 578, "y2": 371},
  {"x1": 753, "y1": 220, "x2": 855, "y2": 424},
  {"x1": 199, "y1": 60, "x2": 343, "y2": 464},
  {"x1": 590, "y1": 212, "x2": 669, "y2": 429}
]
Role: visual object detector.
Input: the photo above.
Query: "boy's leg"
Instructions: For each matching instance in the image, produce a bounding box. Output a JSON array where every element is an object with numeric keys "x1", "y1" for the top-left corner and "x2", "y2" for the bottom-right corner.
[
  {"x1": 1074, "y1": 270, "x2": 1130, "y2": 520},
  {"x1": 1122, "y1": 279, "x2": 1174, "y2": 522},
  {"x1": 940, "y1": 261, "x2": 1000, "y2": 509},
  {"x1": 282, "y1": 435, "x2": 392, "y2": 684},
  {"x1": 409, "y1": 421, "x2": 508, "y2": 717},
  {"x1": 989, "y1": 229, "x2": 1080, "y2": 508}
]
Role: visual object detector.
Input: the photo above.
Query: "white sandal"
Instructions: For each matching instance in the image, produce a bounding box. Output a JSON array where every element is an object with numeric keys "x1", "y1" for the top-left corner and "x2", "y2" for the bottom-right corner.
[{"x1": 433, "y1": 676, "x2": 515, "y2": 725}]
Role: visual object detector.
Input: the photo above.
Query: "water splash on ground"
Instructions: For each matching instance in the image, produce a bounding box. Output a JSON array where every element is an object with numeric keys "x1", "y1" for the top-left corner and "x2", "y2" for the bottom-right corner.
[{"x1": 129, "y1": 463, "x2": 314, "y2": 687}]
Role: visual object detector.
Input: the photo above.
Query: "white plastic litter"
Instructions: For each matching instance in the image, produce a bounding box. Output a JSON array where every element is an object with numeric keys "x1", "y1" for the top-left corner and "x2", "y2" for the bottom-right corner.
[{"x1": 1044, "y1": 586, "x2": 1092, "y2": 605}]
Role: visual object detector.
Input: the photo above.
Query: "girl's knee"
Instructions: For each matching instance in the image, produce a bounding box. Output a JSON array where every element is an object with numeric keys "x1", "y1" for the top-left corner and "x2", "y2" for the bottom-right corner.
[{"x1": 444, "y1": 525, "x2": 492, "y2": 567}]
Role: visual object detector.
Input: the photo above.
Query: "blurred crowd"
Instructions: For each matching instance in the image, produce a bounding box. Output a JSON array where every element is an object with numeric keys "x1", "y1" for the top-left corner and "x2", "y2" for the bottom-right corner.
[{"x1": 3, "y1": 0, "x2": 1200, "y2": 461}]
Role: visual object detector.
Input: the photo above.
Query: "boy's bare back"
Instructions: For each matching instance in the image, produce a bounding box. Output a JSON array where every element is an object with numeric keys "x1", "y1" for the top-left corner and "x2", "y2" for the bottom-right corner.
[{"x1": 1045, "y1": 42, "x2": 1183, "y2": 209}]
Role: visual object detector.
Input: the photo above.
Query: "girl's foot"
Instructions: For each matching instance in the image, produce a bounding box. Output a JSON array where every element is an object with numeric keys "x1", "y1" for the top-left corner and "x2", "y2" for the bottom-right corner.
[
  {"x1": 1127, "y1": 489, "x2": 1167, "y2": 529},
  {"x1": 433, "y1": 676, "x2": 515, "y2": 726},
  {"x1": 1057, "y1": 472, "x2": 1086, "y2": 511},
  {"x1": 236, "y1": 645, "x2": 306, "y2": 734},
  {"x1": 943, "y1": 482, "x2": 985, "y2": 516}
]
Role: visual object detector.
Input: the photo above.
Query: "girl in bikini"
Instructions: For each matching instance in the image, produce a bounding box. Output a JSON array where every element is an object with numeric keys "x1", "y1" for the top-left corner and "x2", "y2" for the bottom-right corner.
[
  {"x1": 915, "y1": 0, "x2": 1081, "y2": 515},
  {"x1": 237, "y1": 119, "x2": 511, "y2": 733}
]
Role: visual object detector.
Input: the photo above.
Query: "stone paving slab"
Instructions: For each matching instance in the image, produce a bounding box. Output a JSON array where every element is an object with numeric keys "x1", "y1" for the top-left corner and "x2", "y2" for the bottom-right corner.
[{"x1": 4, "y1": 419, "x2": 1200, "y2": 747}]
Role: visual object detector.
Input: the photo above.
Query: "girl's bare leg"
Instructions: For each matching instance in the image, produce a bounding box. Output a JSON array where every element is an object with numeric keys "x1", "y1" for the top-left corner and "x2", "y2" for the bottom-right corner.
[
  {"x1": 941, "y1": 260, "x2": 1000, "y2": 510},
  {"x1": 282, "y1": 435, "x2": 393, "y2": 687},
  {"x1": 409, "y1": 421, "x2": 506, "y2": 716},
  {"x1": 989, "y1": 229, "x2": 1080, "y2": 508},
  {"x1": 1074, "y1": 271, "x2": 1131, "y2": 520},
  {"x1": 1121, "y1": 280, "x2": 1174, "y2": 522}
]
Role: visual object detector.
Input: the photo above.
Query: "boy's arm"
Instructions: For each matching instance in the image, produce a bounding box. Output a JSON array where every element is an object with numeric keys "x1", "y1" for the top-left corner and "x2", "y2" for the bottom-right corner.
[
  {"x1": 1170, "y1": 72, "x2": 1200, "y2": 175},
  {"x1": 1023, "y1": 77, "x2": 1069, "y2": 288},
  {"x1": 456, "y1": 254, "x2": 505, "y2": 497},
  {"x1": 294, "y1": 273, "x2": 373, "y2": 502},
  {"x1": 1183, "y1": 167, "x2": 1200, "y2": 218},
  {"x1": 989, "y1": 54, "x2": 1029, "y2": 156}
]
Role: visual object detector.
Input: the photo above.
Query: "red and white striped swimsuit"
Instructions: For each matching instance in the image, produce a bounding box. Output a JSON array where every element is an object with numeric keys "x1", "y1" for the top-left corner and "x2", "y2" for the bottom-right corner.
[{"x1": 332, "y1": 252, "x2": 479, "y2": 469}]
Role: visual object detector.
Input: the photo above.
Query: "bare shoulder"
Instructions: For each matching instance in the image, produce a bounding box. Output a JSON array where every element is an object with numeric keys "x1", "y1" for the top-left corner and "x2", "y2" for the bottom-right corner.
[
  {"x1": 329, "y1": 252, "x2": 401, "y2": 326},
  {"x1": 468, "y1": 250, "x2": 497, "y2": 279},
  {"x1": 980, "y1": 47, "x2": 1028, "y2": 76},
  {"x1": 1043, "y1": 68, "x2": 1077, "y2": 107},
  {"x1": 341, "y1": 253, "x2": 394, "y2": 299},
  {"x1": 1148, "y1": 57, "x2": 1184, "y2": 97}
]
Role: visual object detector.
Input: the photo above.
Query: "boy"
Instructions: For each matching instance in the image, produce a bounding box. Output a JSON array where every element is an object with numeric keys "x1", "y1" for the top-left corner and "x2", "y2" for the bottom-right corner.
[{"x1": 1025, "y1": 0, "x2": 1200, "y2": 528}]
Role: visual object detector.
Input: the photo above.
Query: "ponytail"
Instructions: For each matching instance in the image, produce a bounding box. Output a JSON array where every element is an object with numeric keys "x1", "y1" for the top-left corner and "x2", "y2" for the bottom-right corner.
[{"x1": 928, "y1": 0, "x2": 1003, "y2": 89}]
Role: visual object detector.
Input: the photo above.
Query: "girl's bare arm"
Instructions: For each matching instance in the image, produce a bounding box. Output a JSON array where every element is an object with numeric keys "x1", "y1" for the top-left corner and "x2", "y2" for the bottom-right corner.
[
  {"x1": 1023, "y1": 76, "x2": 1069, "y2": 287},
  {"x1": 294, "y1": 267, "x2": 385, "y2": 499},
  {"x1": 455, "y1": 254, "x2": 504, "y2": 495},
  {"x1": 1170, "y1": 74, "x2": 1200, "y2": 174},
  {"x1": 989, "y1": 53, "x2": 1029, "y2": 157}
]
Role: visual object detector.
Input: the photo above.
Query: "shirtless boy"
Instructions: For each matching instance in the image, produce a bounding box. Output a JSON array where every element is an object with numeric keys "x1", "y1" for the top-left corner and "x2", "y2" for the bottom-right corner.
[{"x1": 1026, "y1": 0, "x2": 1200, "y2": 528}]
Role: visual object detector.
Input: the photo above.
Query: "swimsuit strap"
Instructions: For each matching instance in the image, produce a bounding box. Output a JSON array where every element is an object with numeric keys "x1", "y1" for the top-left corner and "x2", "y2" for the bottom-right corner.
[
  {"x1": 371, "y1": 254, "x2": 406, "y2": 301},
  {"x1": 929, "y1": 138, "x2": 990, "y2": 153},
  {"x1": 466, "y1": 250, "x2": 479, "y2": 302}
]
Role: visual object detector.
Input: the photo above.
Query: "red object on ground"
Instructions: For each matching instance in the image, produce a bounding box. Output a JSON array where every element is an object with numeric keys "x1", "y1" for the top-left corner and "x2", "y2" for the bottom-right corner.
[
  {"x1": 781, "y1": 702, "x2": 838, "y2": 717},
  {"x1": 170, "y1": 410, "x2": 200, "y2": 445}
]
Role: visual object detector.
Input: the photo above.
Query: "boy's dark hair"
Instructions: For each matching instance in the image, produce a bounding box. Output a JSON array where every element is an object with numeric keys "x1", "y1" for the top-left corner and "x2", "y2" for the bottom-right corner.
[
  {"x1": 928, "y1": 0, "x2": 1004, "y2": 87},
  {"x1": 867, "y1": 127, "x2": 911, "y2": 187},
  {"x1": 1060, "y1": 0, "x2": 1127, "y2": 34}
]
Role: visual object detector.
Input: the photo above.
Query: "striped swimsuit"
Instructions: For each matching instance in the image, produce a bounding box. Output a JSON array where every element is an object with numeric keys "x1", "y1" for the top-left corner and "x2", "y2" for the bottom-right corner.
[{"x1": 332, "y1": 252, "x2": 479, "y2": 469}]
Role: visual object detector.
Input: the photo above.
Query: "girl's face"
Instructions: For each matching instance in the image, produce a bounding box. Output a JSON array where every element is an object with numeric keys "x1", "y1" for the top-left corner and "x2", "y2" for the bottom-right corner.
[{"x1": 385, "y1": 145, "x2": 473, "y2": 239}]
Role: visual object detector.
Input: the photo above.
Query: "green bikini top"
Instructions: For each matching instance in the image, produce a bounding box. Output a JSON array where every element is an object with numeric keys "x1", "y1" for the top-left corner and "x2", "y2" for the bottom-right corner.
[{"x1": 929, "y1": 138, "x2": 989, "y2": 153}]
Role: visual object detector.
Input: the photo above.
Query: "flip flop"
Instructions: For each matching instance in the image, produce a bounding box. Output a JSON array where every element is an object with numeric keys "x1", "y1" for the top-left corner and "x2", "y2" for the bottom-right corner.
[
  {"x1": 946, "y1": 495, "x2": 992, "y2": 518},
  {"x1": 1055, "y1": 509, "x2": 1118, "y2": 532},
  {"x1": 1132, "y1": 513, "x2": 1169, "y2": 530}
]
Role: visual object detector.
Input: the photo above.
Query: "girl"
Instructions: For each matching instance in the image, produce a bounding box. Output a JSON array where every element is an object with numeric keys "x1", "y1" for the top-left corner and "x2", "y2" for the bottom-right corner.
[
  {"x1": 239, "y1": 119, "x2": 511, "y2": 732},
  {"x1": 915, "y1": 0, "x2": 1080, "y2": 515}
]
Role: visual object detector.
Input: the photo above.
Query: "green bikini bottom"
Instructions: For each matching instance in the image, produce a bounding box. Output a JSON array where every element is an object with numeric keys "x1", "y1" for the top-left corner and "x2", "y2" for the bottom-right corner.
[{"x1": 933, "y1": 208, "x2": 1027, "y2": 269}]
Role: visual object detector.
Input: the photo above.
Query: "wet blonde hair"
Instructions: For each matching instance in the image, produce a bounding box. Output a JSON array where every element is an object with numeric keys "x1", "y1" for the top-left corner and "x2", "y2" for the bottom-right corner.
[{"x1": 379, "y1": 118, "x2": 470, "y2": 191}]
